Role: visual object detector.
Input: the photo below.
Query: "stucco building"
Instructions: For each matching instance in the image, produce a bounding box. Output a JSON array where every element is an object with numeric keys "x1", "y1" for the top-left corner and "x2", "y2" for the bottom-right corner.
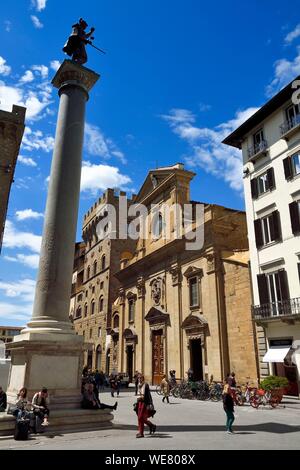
[
  {"x1": 0, "y1": 105, "x2": 26, "y2": 253},
  {"x1": 224, "y1": 76, "x2": 300, "y2": 396},
  {"x1": 111, "y1": 164, "x2": 259, "y2": 385}
]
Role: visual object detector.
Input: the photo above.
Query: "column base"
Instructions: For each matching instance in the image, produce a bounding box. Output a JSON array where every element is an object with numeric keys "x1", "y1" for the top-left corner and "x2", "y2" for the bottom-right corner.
[{"x1": 6, "y1": 335, "x2": 84, "y2": 403}]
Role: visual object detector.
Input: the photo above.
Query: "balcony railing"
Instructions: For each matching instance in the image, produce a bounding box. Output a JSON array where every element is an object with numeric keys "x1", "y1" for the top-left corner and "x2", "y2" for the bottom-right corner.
[
  {"x1": 252, "y1": 297, "x2": 300, "y2": 321},
  {"x1": 280, "y1": 114, "x2": 300, "y2": 137},
  {"x1": 247, "y1": 140, "x2": 268, "y2": 160}
]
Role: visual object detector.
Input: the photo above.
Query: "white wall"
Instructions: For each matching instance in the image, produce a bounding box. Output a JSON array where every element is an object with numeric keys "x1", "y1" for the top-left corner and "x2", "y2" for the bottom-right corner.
[{"x1": 242, "y1": 98, "x2": 300, "y2": 305}]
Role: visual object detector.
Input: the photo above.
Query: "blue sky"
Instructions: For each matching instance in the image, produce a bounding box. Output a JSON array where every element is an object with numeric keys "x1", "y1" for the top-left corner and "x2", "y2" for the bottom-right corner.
[{"x1": 1, "y1": 0, "x2": 300, "y2": 326}]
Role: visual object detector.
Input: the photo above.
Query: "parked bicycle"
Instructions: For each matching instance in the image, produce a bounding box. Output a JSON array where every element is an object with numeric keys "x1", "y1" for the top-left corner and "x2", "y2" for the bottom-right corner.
[{"x1": 250, "y1": 389, "x2": 280, "y2": 409}]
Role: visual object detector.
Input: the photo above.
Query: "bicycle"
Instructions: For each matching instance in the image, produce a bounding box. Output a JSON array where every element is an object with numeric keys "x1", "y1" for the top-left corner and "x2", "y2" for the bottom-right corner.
[{"x1": 250, "y1": 389, "x2": 280, "y2": 409}]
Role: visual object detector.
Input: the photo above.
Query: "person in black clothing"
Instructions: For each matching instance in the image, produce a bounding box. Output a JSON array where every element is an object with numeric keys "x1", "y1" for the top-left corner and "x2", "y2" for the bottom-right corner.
[
  {"x1": 133, "y1": 371, "x2": 140, "y2": 396},
  {"x1": 0, "y1": 386, "x2": 7, "y2": 412},
  {"x1": 82, "y1": 383, "x2": 118, "y2": 411},
  {"x1": 223, "y1": 383, "x2": 235, "y2": 434}
]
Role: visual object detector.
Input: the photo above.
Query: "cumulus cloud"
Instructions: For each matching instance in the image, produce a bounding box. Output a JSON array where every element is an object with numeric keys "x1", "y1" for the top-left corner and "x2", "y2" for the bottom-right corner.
[
  {"x1": 284, "y1": 24, "x2": 300, "y2": 44},
  {"x1": 162, "y1": 107, "x2": 258, "y2": 192},
  {"x1": 18, "y1": 155, "x2": 37, "y2": 167},
  {"x1": 3, "y1": 221, "x2": 41, "y2": 253},
  {"x1": 80, "y1": 162, "x2": 132, "y2": 195},
  {"x1": 50, "y1": 60, "x2": 61, "y2": 72},
  {"x1": 85, "y1": 123, "x2": 127, "y2": 164},
  {"x1": 0, "y1": 56, "x2": 11, "y2": 75},
  {"x1": 0, "y1": 82, "x2": 52, "y2": 121},
  {"x1": 266, "y1": 46, "x2": 300, "y2": 97},
  {"x1": 4, "y1": 254, "x2": 40, "y2": 269},
  {"x1": 15, "y1": 209, "x2": 44, "y2": 221},
  {"x1": 31, "y1": 15, "x2": 43, "y2": 29},
  {"x1": 0, "y1": 303, "x2": 31, "y2": 322},
  {"x1": 4, "y1": 20, "x2": 12, "y2": 32},
  {"x1": 19, "y1": 70, "x2": 34, "y2": 83},
  {"x1": 32, "y1": 64, "x2": 48, "y2": 79},
  {"x1": 0, "y1": 279, "x2": 36, "y2": 302},
  {"x1": 31, "y1": 0, "x2": 47, "y2": 11},
  {"x1": 22, "y1": 127, "x2": 54, "y2": 152}
]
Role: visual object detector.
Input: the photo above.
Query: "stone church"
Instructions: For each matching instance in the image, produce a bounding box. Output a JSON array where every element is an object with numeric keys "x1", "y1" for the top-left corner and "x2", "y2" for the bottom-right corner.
[{"x1": 110, "y1": 164, "x2": 259, "y2": 385}]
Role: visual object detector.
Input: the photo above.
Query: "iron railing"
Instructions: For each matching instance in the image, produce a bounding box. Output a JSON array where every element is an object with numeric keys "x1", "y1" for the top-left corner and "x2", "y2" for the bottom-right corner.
[
  {"x1": 252, "y1": 297, "x2": 300, "y2": 320},
  {"x1": 247, "y1": 140, "x2": 268, "y2": 159},
  {"x1": 280, "y1": 114, "x2": 300, "y2": 136}
]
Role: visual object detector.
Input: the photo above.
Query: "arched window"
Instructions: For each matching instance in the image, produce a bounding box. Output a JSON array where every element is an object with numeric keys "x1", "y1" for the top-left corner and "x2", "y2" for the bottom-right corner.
[
  {"x1": 101, "y1": 255, "x2": 106, "y2": 270},
  {"x1": 99, "y1": 296, "x2": 104, "y2": 312},
  {"x1": 91, "y1": 300, "x2": 95, "y2": 315},
  {"x1": 84, "y1": 303, "x2": 88, "y2": 317},
  {"x1": 153, "y1": 212, "x2": 163, "y2": 238},
  {"x1": 113, "y1": 314, "x2": 119, "y2": 329},
  {"x1": 93, "y1": 260, "x2": 97, "y2": 276},
  {"x1": 76, "y1": 306, "x2": 82, "y2": 319},
  {"x1": 86, "y1": 265, "x2": 90, "y2": 280}
]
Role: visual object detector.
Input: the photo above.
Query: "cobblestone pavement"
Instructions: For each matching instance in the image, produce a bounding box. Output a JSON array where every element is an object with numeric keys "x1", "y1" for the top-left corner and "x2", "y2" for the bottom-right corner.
[{"x1": 0, "y1": 387, "x2": 300, "y2": 450}]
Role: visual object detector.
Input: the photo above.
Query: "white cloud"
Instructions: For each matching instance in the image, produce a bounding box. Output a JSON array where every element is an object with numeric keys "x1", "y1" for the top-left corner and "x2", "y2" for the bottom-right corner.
[
  {"x1": 4, "y1": 20, "x2": 12, "y2": 32},
  {"x1": 32, "y1": 64, "x2": 48, "y2": 79},
  {"x1": 3, "y1": 221, "x2": 41, "y2": 253},
  {"x1": 7, "y1": 254, "x2": 40, "y2": 269},
  {"x1": 18, "y1": 155, "x2": 37, "y2": 167},
  {"x1": 0, "y1": 56, "x2": 11, "y2": 75},
  {"x1": 162, "y1": 107, "x2": 258, "y2": 192},
  {"x1": 0, "y1": 304, "x2": 31, "y2": 322},
  {"x1": 0, "y1": 82, "x2": 52, "y2": 121},
  {"x1": 85, "y1": 123, "x2": 127, "y2": 164},
  {"x1": 15, "y1": 209, "x2": 44, "y2": 221},
  {"x1": 284, "y1": 24, "x2": 300, "y2": 44},
  {"x1": 80, "y1": 162, "x2": 132, "y2": 195},
  {"x1": 0, "y1": 83, "x2": 22, "y2": 111},
  {"x1": 0, "y1": 279, "x2": 36, "y2": 303},
  {"x1": 266, "y1": 46, "x2": 300, "y2": 97},
  {"x1": 31, "y1": 15, "x2": 43, "y2": 29},
  {"x1": 22, "y1": 127, "x2": 54, "y2": 152},
  {"x1": 50, "y1": 60, "x2": 61, "y2": 72},
  {"x1": 19, "y1": 70, "x2": 34, "y2": 83},
  {"x1": 31, "y1": 0, "x2": 47, "y2": 11}
]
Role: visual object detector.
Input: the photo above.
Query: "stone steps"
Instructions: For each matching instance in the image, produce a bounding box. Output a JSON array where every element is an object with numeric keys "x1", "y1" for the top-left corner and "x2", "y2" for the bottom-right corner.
[{"x1": 0, "y1": 408, "x2": 113, "y2": 437}]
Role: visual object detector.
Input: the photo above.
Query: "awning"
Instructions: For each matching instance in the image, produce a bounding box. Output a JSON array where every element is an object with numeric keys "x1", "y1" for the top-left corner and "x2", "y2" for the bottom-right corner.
[{"x1": 263, "y1": 346, "x2": 291, "y2": 363}]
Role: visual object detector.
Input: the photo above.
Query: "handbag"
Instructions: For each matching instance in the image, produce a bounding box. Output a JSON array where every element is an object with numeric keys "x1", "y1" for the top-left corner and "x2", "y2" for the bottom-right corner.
[{"x1": 133, "y1": 402, "x2": 138, "y2": 414}]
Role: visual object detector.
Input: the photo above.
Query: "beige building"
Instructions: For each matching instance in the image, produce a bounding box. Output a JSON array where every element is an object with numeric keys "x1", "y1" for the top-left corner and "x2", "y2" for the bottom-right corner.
[
  {"x1": 0, "y1": 326, "x2": 22, "y2": 358},
  {"x1": 0, "y1": 105, "x2": 26, "y2": 253},
  {"x1": 112, "y1": 164, "x2": 259, "y2": 385},
  {"x1": 70, "y1": 189, "x2": 136, "y2": 373}
]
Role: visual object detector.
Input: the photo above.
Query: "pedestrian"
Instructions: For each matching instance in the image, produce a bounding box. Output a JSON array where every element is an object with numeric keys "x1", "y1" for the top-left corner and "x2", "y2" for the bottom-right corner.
[
  {"x1": 135, "y1": 375, "x2": 156, "y2": 438},
  {"x1": 160, "y1": 374, "x2": 170, "y2": 403},
  {"x1": 13, "y1": 387, "x2": 29, "y2": 419},
  {"x1": 0, "y1": 386, "x2": 7, "y2": 412},
  {"x1": 227, "y1": 372, "x2": 237, "y2": 388},
  {"x1": 32, "y1": 387, "x2": 50, "y2": 426},
  {"x1": 133, "y1": 371, "x2": 140, "y2": 396},
  {"x1": 223, "y1": 383, "x2": 235, "y2": 434},
  {"x1": 82, "y1": 383, "x2": 117, "y2": 411},
  {"x1": 109, "y1": 373, "x2": 117, "y2": 397}
]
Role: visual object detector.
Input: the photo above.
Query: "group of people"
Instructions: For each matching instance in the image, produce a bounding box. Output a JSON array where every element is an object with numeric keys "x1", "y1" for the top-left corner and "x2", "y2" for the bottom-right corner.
[
  {"x1": 81, "y1": 366, "x2": 118, "y2": 412},
  {"x1": 0, "y1": 385, "x2": 50, "y2": 429}
]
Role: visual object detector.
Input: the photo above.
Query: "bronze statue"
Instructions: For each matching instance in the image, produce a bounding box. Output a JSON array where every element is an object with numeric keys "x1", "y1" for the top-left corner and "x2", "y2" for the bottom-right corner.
[{"x1": 63, "y1": 18, "x2": 95, "y2": 65}]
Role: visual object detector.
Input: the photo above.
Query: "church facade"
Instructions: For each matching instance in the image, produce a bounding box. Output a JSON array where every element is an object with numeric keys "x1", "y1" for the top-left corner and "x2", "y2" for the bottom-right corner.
[{"x1": 111, "y1": 164, "x2": 259, "y2": 385}]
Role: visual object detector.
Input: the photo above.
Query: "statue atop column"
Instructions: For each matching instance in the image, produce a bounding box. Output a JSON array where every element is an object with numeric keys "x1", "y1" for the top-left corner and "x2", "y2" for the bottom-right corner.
[{"x1": 63, "y1": 18, "x2": 95, "y2": 65}]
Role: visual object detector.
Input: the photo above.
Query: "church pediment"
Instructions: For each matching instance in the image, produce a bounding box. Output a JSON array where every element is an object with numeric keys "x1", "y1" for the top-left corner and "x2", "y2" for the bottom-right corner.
[
  {"x1": 183, "y1": 266, "x2": 203, "y2": 279},
  {"x1": 181, "y1": 313, "x2": 208, "y2": 330},
  {"x1": 123, "y1": 328, "x2": 137, "y2": 341},
  {"x1": 145, "y1": 306, "x2": 170, "y2": 325}
]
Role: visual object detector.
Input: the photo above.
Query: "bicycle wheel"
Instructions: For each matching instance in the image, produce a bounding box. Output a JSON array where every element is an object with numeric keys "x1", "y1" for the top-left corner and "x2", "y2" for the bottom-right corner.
[
  {"x1": 156, "y1": 384, "x2": 162, "y2": 396},
  {"x1": 250, "y1": 397, "x2": 260, "y2": 409},
  {"x1": 270, "y1": 397, "x2": 279, "y2": 408},
  {"x1": 171, "y1": 386, "x2": 180, "y2": 398}
]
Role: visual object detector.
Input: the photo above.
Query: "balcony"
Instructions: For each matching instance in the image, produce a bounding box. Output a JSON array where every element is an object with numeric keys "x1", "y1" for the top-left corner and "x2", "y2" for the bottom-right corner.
[
  {"x1": 252, "y1": 297, "x2": 300, "y2": 323},
  {"x1": 247, "y1": 140, "x2": 268, "y2": 161},
  {"x1": 280, "y1": 114, "x2": 300, "y2": 140}
]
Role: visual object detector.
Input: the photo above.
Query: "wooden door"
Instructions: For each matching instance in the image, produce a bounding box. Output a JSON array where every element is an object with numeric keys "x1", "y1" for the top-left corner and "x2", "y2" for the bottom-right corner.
[{"x1": 152, "y1": 329, "x2": 164, "y2": 385}]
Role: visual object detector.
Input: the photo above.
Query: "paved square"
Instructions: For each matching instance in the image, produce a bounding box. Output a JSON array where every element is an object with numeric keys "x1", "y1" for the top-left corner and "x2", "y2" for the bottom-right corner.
[{"x1": 0, "y1": 387, "x2": 299, "y2": 450}]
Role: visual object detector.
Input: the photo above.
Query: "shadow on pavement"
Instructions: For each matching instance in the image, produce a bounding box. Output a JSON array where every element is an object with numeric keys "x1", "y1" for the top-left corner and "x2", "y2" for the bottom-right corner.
[{"x1": 114, "y1": 423, "x2": 300, "y2": 434}]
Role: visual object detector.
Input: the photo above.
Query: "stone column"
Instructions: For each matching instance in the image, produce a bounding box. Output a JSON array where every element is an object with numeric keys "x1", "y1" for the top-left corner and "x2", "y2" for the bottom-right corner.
[
  {"x1": 6, "y1": 61, "x2": 100, "y2": 402},
  {"x1": 25, "y1": 60, "x2": 99, "y2": 338}
]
